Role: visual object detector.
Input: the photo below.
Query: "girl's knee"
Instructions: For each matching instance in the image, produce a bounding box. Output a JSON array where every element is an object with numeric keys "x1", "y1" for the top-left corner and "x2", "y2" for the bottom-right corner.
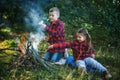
[{"x1": 85, "y1": 57, "x2": 94, "y2": 62}]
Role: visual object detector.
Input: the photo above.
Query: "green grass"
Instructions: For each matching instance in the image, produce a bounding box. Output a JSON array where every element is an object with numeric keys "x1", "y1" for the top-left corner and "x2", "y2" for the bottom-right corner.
[{"x1": 0, "y1": 40, "x2": 120, "y2": 80}]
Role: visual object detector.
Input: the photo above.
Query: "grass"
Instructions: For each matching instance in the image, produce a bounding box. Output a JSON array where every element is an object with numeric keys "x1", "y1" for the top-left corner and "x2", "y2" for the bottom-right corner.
[{"x1": 0, "y1": 40, "x2": 120, "y2": 80}]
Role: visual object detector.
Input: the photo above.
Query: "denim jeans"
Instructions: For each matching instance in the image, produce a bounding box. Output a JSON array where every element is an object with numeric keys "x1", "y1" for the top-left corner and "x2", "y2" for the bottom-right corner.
[
  {"x1": 44, "y1": 51, "x2": 64, "y2": 62},
  {"x1": 76, "y1": 57, "x2": 107, "y2": 72}
]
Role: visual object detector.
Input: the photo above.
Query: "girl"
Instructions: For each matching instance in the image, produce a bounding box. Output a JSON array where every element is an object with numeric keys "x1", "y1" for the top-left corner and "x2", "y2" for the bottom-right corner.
[{"x1": 48, "y1": 28, "x2": 112, "y2": 79}]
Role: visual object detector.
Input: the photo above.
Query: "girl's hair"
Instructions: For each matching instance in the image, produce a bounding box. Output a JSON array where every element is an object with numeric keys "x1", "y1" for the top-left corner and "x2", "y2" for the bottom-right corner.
[
  {"x1": 77, "y1": 28, "x2": 92, "y2": 51},
  {"x1": 49, "y1": 7, "x2": 60, "y2": 16}
]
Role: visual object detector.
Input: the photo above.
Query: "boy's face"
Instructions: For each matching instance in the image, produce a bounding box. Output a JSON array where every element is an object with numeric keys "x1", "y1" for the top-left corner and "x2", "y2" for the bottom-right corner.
[
  {"x1": 76, "y1": 33, "x2": 86, "y2": 42},
  {"x1": 49, "y1": 11, "x2": 59, "y2": 22}
]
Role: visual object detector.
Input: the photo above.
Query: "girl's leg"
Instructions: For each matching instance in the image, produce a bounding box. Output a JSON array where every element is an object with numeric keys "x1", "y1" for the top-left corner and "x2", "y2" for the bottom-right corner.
[
  {"x1": 84, "y1": 57, "x2": 107, "y2": 72},
  {"x1": 51, "y1": 52, "x2": 64, "y2": 62},
  {"x1": 76, "y1": 60, "x2": 86, "y2": 70},
  {"x1": 44, "y1": 52, "x2": 51, "y2": 61},
  {"x1": 76, "y1": 60, "x2": 87, "y2": 74},
  {"x1": 66, "y1": 56, "x2": 76, "y2": 68}
]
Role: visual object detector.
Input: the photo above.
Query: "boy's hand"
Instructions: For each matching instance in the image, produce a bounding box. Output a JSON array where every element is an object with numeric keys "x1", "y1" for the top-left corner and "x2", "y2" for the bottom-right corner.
[
  {"x1": 48, "y1": 45, "x2": 54, "y2": 49},
  {"x1": 91, "y1": 54, "x2": 95, "y2": 58},
  {"x1": 38, "y1": 21, "x2": 46, "y2": 28}
]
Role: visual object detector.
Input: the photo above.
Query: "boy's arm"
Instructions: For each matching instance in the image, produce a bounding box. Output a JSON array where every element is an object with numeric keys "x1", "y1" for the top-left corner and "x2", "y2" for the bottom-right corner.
[{"x1": 39, "y1": 20, "x2": 64, "y2": 37}]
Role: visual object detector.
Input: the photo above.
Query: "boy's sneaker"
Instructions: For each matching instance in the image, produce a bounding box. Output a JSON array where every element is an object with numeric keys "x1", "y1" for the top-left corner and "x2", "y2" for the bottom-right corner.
[{"x1": 102, "y1": 71, "x2": 112, "y2": 79}]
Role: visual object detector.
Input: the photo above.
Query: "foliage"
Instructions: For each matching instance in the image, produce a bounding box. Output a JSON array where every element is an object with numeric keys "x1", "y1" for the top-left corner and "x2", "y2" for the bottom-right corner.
[
  {"x1": 0, "y1": 0, "x2": 120, "y2": 48},
  {"x1": 0, "y1": 0, "x2": 120, "y2": 80},
  {"x1": 44, "y1": 0, "x2": 120, "y2": 48},
  {"x1": 0, "y1": 39, "x2": 16, "y2": 48}
]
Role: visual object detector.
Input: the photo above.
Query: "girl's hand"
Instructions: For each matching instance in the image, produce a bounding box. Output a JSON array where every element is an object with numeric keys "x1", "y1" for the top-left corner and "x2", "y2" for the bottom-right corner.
[
  {"x1": 48, "y1": 45, "x2": 54, "y2": 49},
  {"x1": 44, "y1": 36, "x2": 49, "y2": 41},
  {"x1": 91, "y1": 54, "x2": 95, "y2": 58}
]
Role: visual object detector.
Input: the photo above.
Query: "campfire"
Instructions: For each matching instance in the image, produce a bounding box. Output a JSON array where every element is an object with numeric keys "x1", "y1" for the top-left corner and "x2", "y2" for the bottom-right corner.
[{"x1": 8, "y1": 33, "x2": 56, "y2": 76}]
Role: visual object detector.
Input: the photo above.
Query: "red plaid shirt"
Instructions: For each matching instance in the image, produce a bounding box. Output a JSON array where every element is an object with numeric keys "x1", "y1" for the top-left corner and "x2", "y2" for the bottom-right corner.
[
  {"x1": 53, "y1": 40, "x2": 95, "y2": 61},
  {"x1": 45, "y1": 19, "x2": 65, "y2": 53}
]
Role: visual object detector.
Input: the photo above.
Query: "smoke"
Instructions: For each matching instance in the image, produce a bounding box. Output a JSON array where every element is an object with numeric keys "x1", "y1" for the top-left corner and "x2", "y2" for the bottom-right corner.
[
  {"x1": 22, "y1": 1, "x2": 48, "y2": 53},
  {"x1": 23, "y1": 1, "x2": 46, "y2": 31}
]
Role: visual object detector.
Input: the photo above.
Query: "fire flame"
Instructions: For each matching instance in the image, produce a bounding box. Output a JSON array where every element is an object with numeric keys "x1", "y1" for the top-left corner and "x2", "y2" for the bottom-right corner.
[{"x1": 18, "y1": 33, "x2": 27, "y2": 55}]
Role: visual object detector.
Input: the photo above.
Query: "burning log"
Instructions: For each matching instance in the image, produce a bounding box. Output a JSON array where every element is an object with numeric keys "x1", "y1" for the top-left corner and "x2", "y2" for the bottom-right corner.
[{"x1": 18, "y1": 33, "x2": 27, "y2": 55}]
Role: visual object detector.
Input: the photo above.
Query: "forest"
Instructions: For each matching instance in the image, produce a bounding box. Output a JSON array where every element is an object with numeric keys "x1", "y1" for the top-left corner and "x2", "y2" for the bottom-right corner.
[{"x1": 0, "y1": 0, "x2": 120, "y2": 80}]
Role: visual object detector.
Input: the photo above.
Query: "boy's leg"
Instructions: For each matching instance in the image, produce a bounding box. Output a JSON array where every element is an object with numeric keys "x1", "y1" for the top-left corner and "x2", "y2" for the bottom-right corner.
[
  {"x1": 84, "y1": 57, "x2": 107, "y2": 72},
  {"x1": 51, "y1": 52, "x2": 64, "y2": 62},
  {"x1": 57, "y1": 52, "x2": 64, "y2": 60},
  {"x1": 44, "y1": 52, "x2": 51, "y2": 61}
]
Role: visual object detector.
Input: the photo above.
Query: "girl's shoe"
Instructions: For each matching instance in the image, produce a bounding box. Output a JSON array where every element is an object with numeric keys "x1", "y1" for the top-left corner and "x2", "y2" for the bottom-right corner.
[{"x1": 103, "y1": 71, "x2": 112, "y2": 79}]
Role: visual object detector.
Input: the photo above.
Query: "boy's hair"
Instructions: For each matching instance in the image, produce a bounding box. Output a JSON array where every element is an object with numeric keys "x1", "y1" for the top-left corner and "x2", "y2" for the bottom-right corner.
[
  {"x1": 77, "y1": 28, "x2": 92, "y2": 52},
  {"x1": 49, "y1": 7, "x2": 60, "y2": 16}
]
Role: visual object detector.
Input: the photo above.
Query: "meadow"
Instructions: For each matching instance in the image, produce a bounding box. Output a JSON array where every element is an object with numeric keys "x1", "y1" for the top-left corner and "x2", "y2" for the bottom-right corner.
[
  {"x1": 0, "y1": 0, "x2": 120, "y2": 80},
  {"x1": 0, "y1": 37, "x2": 119, "y2": 80}
]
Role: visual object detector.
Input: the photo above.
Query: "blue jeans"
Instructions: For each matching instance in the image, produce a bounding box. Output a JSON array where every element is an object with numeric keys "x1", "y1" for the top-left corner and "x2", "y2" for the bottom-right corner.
[
  {"x1": 84, "y1": 57, "x2": 107, "y2": 72},
  {"x1": 76, "y1": 57, "x2": 107, "y2": 72},
  {"x1": 44, "y1": 51, "x2": 64, "y2": 62},
  {"x1": 66, "y1": 56, "x2": 107, "y2": 73}
]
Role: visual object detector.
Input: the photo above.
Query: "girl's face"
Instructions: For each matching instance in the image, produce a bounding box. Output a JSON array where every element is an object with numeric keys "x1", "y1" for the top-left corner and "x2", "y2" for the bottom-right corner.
[
  {"x1": 49, "y1": 12, "x2": 59, "y2": 22},
  {"x1": 76, "y1": 33, "x2": 86, "y2": 42}
]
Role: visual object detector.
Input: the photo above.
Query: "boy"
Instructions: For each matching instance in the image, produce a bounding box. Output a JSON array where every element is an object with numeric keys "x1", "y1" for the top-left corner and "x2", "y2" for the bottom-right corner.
[{"x1": 39, "y1": 7, "x2": 66, "y2": 62}]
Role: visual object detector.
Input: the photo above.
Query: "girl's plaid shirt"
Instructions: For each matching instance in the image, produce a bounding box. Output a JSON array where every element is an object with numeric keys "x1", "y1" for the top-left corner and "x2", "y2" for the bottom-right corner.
[
  {"x1": 53, "y1": 40, "x2": 95, "y2": 61},
  {"x1": 45, "y1": 19, "x2": 66, "y2": 53}
]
